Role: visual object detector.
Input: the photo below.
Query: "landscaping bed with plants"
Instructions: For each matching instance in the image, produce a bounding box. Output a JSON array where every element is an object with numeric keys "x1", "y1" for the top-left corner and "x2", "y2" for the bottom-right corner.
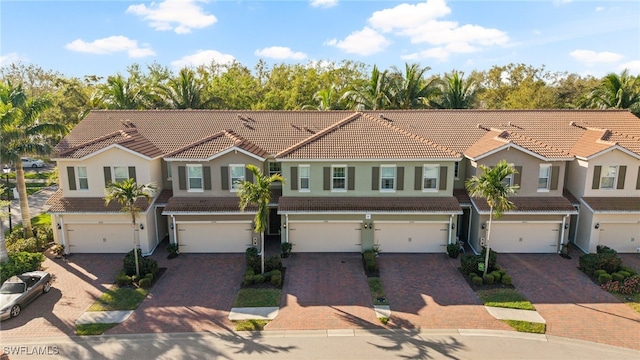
[
  {"x1": 361, "y1": 249, "x2": 389, "y2": 324},
  {"x1": 579, "y1": 245, "x2": 640, "y2": 314}
]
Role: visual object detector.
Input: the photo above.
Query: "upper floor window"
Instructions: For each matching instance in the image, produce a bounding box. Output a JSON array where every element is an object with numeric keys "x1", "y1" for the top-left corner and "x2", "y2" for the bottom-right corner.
[
  {"x1": 299, "y1": 165, "x2": 310, "y2": 191},
  {"x1": 454, "y1": 161, "x2": 460, "y2": 179},
  {"x1": 332, "y1": 165, "x2": 346, "y2": 191},
  {"x1": 113, "y1": 166, "x2": 129, "y2": 183},
  {"x1": 538, "y1": 164, "x2": 551, "y2": 191},
  {"x1": 187, "y1": 164, "x2": 203, "y2": 191},
  {"x1": 380, "y1": 165, "x2": 396, "y2": 191},
  {"x1": 77, "y1": 167, "x2": 88, "y2": 190},
  {"x1": 423, "y1": 165, "x2": 439, "y2": 190},
  {"x1": 230, "y1": 164, "x2": 245, "y2": 191},
  {"x1": 269, "y1": 162, "x2": 282, "y2": 177},
  {"x1": 167, "y1": 164, "x2": 173, "y2": 180},
  {"x1": 600, "y1": 166, "x2": 617, "y2": 189}
]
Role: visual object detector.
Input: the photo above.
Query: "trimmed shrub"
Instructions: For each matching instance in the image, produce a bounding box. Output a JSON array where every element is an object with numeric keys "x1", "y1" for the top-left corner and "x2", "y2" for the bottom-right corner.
[
  {"x1": 281, "y1": 242, "x2": 292, "y2": 256},
  {"x1": 253, "y1": 275, "x2": 265, "y2": 284},
  {"x1": 472, "y1": 276, "x2": 483, "y2": 285},
  {"x1": 490, "y1": 271, "x2": 502, "y2": 283},
  {"x1": 123, "y1": 249, "x2": 158, "y2": 277},
  {"x1": 611, "y1": 272, "x2": 625, "y2": 282},
  {"x1": 498, "y1": 269, "x2": 507, "y2": 276},
  {"x1": 265, "y1": 255, "x2": 283, "y2": 272},
  {"x1": 363, "y1": 250, "x2": 378, "y2": 272},
  {"x1": 481, "y1": 247, "x2": 498, "y2": 271},
  {"x1": 620, "y1": 266, "x2": 637, "y2": 276},
  {"x1": 597, "y1": 245, "x2": 617, "y2": 255},
  {"x1": 468, "y1": 272, "x2": 478, "y2": 281},
  {"x1": 0, "y1": 252, "x2": 46, "y2": 283},
  {"x1": 579, "y1": 253, "x2": 622, "y2": 276},
  {"x1": 501, "y1": 275, "x2": 513, "y2": 286},
  {"x1": 116, "y1": 270, "x2": 133, "y2": 286},
  {"x1": 461, "y1": 254, "x2": 483, "y2": 275},
  {"x1": 618, "y1": 271, "x2": 631, "y2": 279},
  {"x1": 144, "y1": 273, "x2": 154, "y2": 281},
  {"x1": 593, "y1": 269, "x2": 608, "y2": 278},
  {"x1": 271, "y1": 272, "x2": 282, "y2": 286},
  {"x1": 245, "y1": 268, "x2": 255, "y2": 276},
  {"x1": 243, "y1": 274, "x2": 254, "y2": 286},
  {"x1": 246, "y1": 247, "x2": 260, "y2": 273},
  {"x1": 138, "y1": 277, "x2": 152, "y2": 289},
  {"x1": 446, "y1": 243, "x2": 461, "y2": 258},
  {"x1": 597, "y1": 273, "x2": 612, "y2": 285},
  {"x1": 167, "y1": 243, "x2": 179, "y2": 255},
  {"x1": 483, "y1": 274, "x2": 495, "y2": 285}
]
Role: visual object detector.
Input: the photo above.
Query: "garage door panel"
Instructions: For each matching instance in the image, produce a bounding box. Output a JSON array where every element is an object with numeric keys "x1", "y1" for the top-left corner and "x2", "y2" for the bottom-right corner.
[
  {"x1": 289, "y1": 222, "x2": 360, "y2": 252},
  {"x1": 599, "y1": 224, "x2": 640, "y2": 253},
  {"x1": 375, "y1": 223, "x2": 448, "y2": 253},
  {"x1": 67, "y1": 224, "x2": 132, "y2": 253},
  {"x1": 491, "y1": 223, "x2": 559, "y2": 253},
  {"x1": 178, "y1": 223, "x2": 252, "y2": 253}
]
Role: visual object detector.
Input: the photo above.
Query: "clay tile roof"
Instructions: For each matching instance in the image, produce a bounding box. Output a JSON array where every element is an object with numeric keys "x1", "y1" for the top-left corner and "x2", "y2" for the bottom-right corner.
[
  {"x1": 57, "y1": 128, "x2": 163, "y2": 159},
  {"x1": 164, "y1": 130, "x2": 267, "y2": 159},
  {"x1": 278, "y1": 196, "x2": 462, "y2": 213},
  {"x1": 569, "y1": 126, "x2": 616, "y2": 158},
  {"x1": 562, "y1": 189, "x2": 580, "y2": 206},
  {"x1": 154, "y1": 189, "x2": 173, "y2": 205},
  {"x1": 163, "y1": 197, "x2": 257, "y2": 213},
  {"x1": 464, "y1": 129, "x2": 510, "y2": 159},
  {"x1": 581, "y1": 197, "x2": 640, "y2": 213},
  {"x1": 46, "y1": 189, "x2": 153, "y2": 213},
  {"x1": 466, "y1": 128, "x2": 572, "y2": 160},
  {"x1": 471, "y1": 196, "x2": 578, "y2": 214},
  {"x1": 453, "y1": 189, "x2": 471, "y2": 206},
  {"x1": 276, "y1": 112, "x2": 460, "y2": 159}
]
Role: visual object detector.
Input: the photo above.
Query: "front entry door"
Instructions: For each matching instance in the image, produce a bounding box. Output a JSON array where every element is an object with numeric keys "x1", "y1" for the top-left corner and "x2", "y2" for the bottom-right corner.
[{"x1": 268, "y1": 208, "x2": 281, "y2": 235}]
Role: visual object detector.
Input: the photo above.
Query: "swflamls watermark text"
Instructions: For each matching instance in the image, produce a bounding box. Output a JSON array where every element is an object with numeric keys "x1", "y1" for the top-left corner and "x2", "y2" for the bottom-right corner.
[{"x1": 2, "y1": 345, "x2": 60, "y2": 356}]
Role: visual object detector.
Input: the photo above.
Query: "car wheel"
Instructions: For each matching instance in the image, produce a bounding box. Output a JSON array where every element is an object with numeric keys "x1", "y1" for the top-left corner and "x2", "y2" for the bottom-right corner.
[
  {"x1": 32, "y1": 164, "x2": 37, "y2": 168},
  {"x1": 10, "y1": 305, "x2": 21, "y2": 318},
  {"x1": 43, "y1": 281, "x2": 52, "y2": 293}
]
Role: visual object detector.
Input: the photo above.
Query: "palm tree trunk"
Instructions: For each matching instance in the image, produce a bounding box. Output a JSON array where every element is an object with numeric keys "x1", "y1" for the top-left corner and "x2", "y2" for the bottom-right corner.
[
  {"x1": 15, "y1": 162, "x2": 32, "y2": 238},
  {"x1": 0, "y1": 219, "x2": 8, "y2": 263},
  {"x1": 131, "y1": 211, "x2": 140, "y2": 278},
  {"x1": 484, "y1": 206, "x2": 493, "y2": 277},
  {"x1": 261, "y1": 232, "x2": 265, "y2": 274}
]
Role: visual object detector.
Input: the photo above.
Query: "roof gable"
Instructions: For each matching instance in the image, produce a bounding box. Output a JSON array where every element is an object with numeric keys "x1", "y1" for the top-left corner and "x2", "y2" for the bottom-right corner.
[
  {"x1": 164, "y1": 130, "x2": 268, "y2": 161},
  {"x1": 55, "y1": 128, "x2": 163, "y2": 160}
]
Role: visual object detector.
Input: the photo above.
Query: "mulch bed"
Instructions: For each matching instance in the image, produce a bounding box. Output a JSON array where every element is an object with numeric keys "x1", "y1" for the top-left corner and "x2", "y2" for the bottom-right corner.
[
  {"x1": 457, "y1": 267, "x2": 515, "y2": 292},
  {"x1": 240, "y1": 267, "x2": 286, "y2": 290}
]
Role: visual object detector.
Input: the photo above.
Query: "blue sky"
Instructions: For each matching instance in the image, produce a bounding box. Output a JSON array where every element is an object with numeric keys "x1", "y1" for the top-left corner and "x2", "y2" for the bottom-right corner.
[{"x1": 1, "y1": 0, "x2": 638, "y2": 79}]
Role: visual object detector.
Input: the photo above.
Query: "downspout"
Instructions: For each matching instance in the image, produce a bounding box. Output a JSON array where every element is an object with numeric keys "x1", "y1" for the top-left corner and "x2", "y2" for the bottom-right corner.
[
  {"x1": 154, "y1": 205, "x2": 159, "y2": 246},
  {"x1": 171, "y1": 215, "x2": 177, "y2": 245},
  {"x1": 285, "y1": 214, "x2": 289, "y2": 243},
  {"x1": 467, "y1": 209, "x2": 474, "y2": 254},
  {"x1": 572, "y1": 206, "x2": 580, "y2": 244},
  {"x1": 59, "y1": 215, "x2": 68, "y2": 255},
  {"x1": 559, "y1": 215, "x2": 567, "y2": 253},
  {"x1": 448, "y1": 214, "x2": 453, "y2": 244}
]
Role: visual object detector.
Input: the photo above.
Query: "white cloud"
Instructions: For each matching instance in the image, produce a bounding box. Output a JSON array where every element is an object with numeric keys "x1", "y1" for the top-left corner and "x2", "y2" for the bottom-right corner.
[
  {"x1": 570, "y1": 49, "x2": 624, "y2": 64},
  {"x1": 532, "y1": 29, "x2": 542, "y2": 36},
  {"x1": 618, "y1": 60, "x2": 640, "y2": 74},
  {"x1": 402, "y1": 42, "x2": 476, "y2": 62},
  {"x1": 0, "y1": 52, "x2": 28, "y2": 66},
  {"x1": 127, "y1": 0, "x2": 217, "y2": 34},
  {"x1": 171, "y1": 49, "x2": 235, "y2": 69},
  {"x1": 368, "y1": 0, "x2": 451, "y2": 33},
  {"x1": 310, "y1": 0, "x2": 338, "y2": 8},
  {"x1": 65, "y1": 36, "x2": 155, "y2": 58},
  {"x1": 255, "y1": 46, "x2": 307, "y2": 60},
  {"x1": 325, "y1": 27, "x2": 390, "y2": 56},
  {"x1": 595, "y1": 6, "x2": 605, "y2": 12}
]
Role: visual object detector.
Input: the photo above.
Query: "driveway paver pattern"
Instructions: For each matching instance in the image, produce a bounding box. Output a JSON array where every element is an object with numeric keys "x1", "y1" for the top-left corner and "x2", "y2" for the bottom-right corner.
[{"x1": 499, "y1": 252, "x2": 640, "y2": 351}]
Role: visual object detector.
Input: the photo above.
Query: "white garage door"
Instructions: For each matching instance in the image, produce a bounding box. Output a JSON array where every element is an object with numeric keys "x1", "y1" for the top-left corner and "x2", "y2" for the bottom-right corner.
[
  {"x1": 289, "y1": 222, "x2": 361, "y2": 252},
  {"x1": 178, "y1": 222, "x2": 253, "y2": 253},
  {"x1": 490, "y1": 222, "x2": 559, "y2": 253},
  {"x1": 375, "y1": 222, "x2": 448, "y2": 253},
  {"x1": 599, "y1": 224, "x2": 640, "y2": 253},
  {"x1": 67, "y1": 224, "x2": 133, "y2": 253}
]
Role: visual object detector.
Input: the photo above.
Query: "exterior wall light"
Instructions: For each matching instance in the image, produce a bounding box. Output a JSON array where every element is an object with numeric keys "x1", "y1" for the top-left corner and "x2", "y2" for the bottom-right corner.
[
  {"x1": 57, "y1": 223, "x2": 62, "y2": 230},
  {"x1": 139, "y1": 223, "x2": 144, "y2": 230},
  {"x1": 594, "y1": 223, "x2": 600, "y2": 229}
]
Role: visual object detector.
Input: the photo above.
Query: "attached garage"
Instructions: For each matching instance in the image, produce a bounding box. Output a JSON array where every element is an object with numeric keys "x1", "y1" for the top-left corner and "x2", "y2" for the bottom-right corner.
[
  {"x1": 490, "y1": 222, "x2": 560, "y2": 253},
  {"x1": 66, "y1": 224, "x2": 133, "y2": 253},
  {"x1": 375, "y1": 222, "x2": 449, "y2": 253},
  {"x1": 177, "y1": 222, "x2": 253, "y2": 253},
  {"x1": 598, "y1": 223, "x2": 640, "y2": 253},
  {"x1": 289, "y1": 222, "x2": 361, "y2": 252}
]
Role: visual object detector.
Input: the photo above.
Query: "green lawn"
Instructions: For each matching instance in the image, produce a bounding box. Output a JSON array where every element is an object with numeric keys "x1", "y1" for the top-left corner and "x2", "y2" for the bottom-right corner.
[
  {"x1": 502, "y1": 320, "x2": 546, "y2": 334},
  {"x1": 76, "y1": 323, "x2": 118, "y2": 336},
  {"x1": 368, "y1": 277, "x2": 389, "y2": 305},
  {"x1": 477, "y1": 288, "x2": 536, "y2": 311},
  {"x1": 234, "y1": 319, "x2": 270, "y2": 331},
  {"x1": 88, "y1": 286, "x2": 149, "y2": 311},
  {"x1": 233, "y1": 288, "x2": 281, "y2": 307},
  {"x1": 613, "y1": 292, "x2": 640, "y2": 315}
]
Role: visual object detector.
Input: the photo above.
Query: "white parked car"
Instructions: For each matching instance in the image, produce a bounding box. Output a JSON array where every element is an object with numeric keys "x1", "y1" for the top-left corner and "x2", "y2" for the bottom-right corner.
[{"x1": 21, "y1": 157, "x2": 46, "y2": 168}]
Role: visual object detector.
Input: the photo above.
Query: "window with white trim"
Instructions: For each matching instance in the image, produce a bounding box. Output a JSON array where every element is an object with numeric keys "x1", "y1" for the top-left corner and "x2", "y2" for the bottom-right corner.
[
  {"x1": 113, "y1": 166, "x2": 129, "y2": 183},
  {"x1": 538, "y1": 164, "x2": 551, "y2": 191},
  {"x1": 454, "y1": 161, "x2": 460, "y2": 179},
  {"x1": 269, "y1": 162, "x2": 281, "y2": 177},
  {"x1": 77, "y1": 166, "x2": 88, "y2": 190},
  {"x1": 380, "y1": 165, "x2": 396, "y2": 191},
  {"x1": 230, "y1": 164, "x2": 245, "y2": 191},
  {"x1": 600, "y1": 166, "x2": 617, "y2": 189},
  {"x1": 167, "y1": 164, "x2": 172, "y2": 180},
  {"x1": 187, "y1": 164, "x2": 203, "y2": 191},
  {"x1": 299, "y1": 165, "x2": 310, "y2": 191},
  {"x1": 423, "y1": 165, "x2": 439, "y2": 190},
  {"x1": 501, "y1": 174, "x2": 513, "y2": 187},
  {"x1": 332, "y1": 166, "x2": 346, "y2": 191}
]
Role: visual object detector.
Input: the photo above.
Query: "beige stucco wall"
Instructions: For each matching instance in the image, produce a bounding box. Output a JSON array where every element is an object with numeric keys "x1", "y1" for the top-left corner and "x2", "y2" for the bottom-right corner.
[
  {"x1": 453, "y1": 159, "x2": 469, "y2": 190},
  {"x1": 578, "y1": 149, "x2": 640, "y2": 198},
  {"x1": 280, "y1": 161, "x2": 456, "y2": 197},
  {"x1": 475, "y1": 148, "x2": 567, "y2": 197},
  {"x1": 167, "y1": 214, "x2": 257, "y2": 244},
  {"x1": 566, "y1": 159, "x2": 588, "y2": 197},
  {"x1": 57, "y1": 148, "x2": 163, "y2": 198},
  {"x1": 168, "y1": 152, "x2": 263, "y2": 197},
  {"x1": 575, "y1": 205, "x2": 640, "y2": 253}
]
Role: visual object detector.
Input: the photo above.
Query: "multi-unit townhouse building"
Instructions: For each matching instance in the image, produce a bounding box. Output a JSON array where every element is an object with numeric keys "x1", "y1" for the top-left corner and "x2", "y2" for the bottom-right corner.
[{"x1": 48, "y1": 110, "x2": 640, "y2": 255}]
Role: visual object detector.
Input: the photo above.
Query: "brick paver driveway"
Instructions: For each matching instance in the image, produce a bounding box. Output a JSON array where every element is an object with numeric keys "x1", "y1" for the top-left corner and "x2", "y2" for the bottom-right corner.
[
  {"x1": 378, "y1": 254, "x2": 510, "y2": 331},
  {"x1": 1, "y1": 253, "x2": 122, "y2": 339},
  {"x1": 107, "y1": 252, "x2": 245, "y2": 335},
  {"x1": 499, "y1": 253, "x2": 640, "y2": 351},
  {"x1": 266, "y1": 253, "x2": 380, "y2": 330}
]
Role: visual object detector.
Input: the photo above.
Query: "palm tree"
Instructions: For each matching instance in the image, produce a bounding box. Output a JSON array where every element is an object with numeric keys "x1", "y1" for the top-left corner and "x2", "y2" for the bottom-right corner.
[
  {"x1": 303, "y1": 83, "x2": 347, "y2": 111},
  {"x1": 388, "y1": 63, "x2": 439, "y2": 109},
  {"x1": 1, "y1": 81, "x2": 65, "y2": 238},
  {"x1": 466, "y1": 160, "x2": 519, "y2": 276},
  {"x1": 158, "y1": 68, "x2": 221, "y2": 109},
  {"x1": 0, "y1": 183, "x2": 9, "y2": 263},
  {"x1": 580, "y1": 70, "x2": 640, "y2": 116},
  {"x1": 431, "y1": 71, "x2": 478, "y2": 109},
  {"x1": 104, "y1": 178, "x2": 157, "y2": 277},
  {"x1": 237, "y1": 164, "x2": 284, "y2": 274},
  {"x1": 97, "y1": 74, "x2": 150, "y2": 109},
  {"x1": 344, "y1": 65, "x2": 391, "y2": 110}
]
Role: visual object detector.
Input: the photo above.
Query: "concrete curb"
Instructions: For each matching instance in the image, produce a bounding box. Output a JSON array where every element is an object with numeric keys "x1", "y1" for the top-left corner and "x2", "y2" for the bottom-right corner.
[
  {"x1": 373, "y1": 305, "x2": 391, "y2": 318},
  {"x1": 76, "y1": 310, "x2": 134, "y2": 325},
  {"x1": 484, "y1": 306, "x2": 546, "y2": 323},
  {"x1": 228, "y1": 307, "x2": 279, "y2": 320}
]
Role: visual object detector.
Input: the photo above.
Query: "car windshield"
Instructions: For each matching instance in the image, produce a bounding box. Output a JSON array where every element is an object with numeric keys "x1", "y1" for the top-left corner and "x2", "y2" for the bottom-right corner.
[{"x1": 0, "y1": 282, "x2": 26, "y2": 294}]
